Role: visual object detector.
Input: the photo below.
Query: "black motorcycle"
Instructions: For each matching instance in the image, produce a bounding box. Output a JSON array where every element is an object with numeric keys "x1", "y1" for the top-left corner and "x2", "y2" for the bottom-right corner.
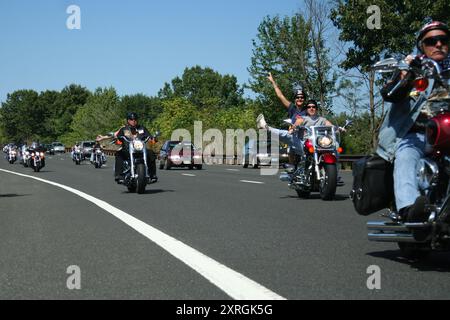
[
  {"x1": 27, "y1": 148, "x2": 45, "y2": 172},
  {"x1": 117, "y1": 134, "x2": 153, "y2": 194}
]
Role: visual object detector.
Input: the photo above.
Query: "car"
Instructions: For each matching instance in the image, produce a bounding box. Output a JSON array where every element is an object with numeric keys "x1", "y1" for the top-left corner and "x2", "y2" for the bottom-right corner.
[
  {"x1": 44, "y1": 144, "x2": 55, "y2": 155},
  {"x1": 51, "y1": 142, "x2": 65, "y2": 153},
  {"x1": 159, "y1": 141, "x2": 203, "y2": 170},
  {"x1": 242, "y1": 139, "x2": 289, "y2": 168},
  {"x1": 80, "y1": 141, "x2": 95, "y2": 158}
]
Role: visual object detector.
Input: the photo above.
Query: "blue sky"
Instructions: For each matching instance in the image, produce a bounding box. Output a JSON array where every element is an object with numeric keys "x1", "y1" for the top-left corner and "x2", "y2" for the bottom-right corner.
[{"x1": 0, "y1": 0, "x2": 306, "y2": 103}]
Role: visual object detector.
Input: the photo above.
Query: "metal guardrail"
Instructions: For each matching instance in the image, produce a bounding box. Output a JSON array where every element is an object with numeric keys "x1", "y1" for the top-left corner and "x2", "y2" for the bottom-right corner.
[{"x1": 65, "y1": 147, "x2": 363, "y2": 168}]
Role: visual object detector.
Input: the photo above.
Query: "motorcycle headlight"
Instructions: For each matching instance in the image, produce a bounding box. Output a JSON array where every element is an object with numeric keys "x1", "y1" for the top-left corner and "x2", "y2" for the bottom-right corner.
[
  {"x1": 133, "y1": 140, "x2": 144, "y2": 151},
  {"x1": 25, "y1": 151, "x2": 30, "y2": 156},
  {"x1": 317, "y1": 135, "x2": 334, "y2": 148},
  {"x1": 40, "y1": 152, "x2": 45, "y2": 157},
  {"x1": 416, "y1": 159, "x2": 439, "y2": 191}
]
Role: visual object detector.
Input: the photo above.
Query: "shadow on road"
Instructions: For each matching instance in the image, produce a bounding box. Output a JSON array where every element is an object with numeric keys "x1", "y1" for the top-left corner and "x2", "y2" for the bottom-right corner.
[
  {"x1": 367, "y1": 250, "x2": 450, "y2": 272},
  {"x1": 0, "y1": 194, "x2": 30, "y2": 198},
  {"x1": 279, "y1": 193, "x2": 349, "y2": 201},
  {"x1": 123, "y1": 189, "x2": 175, "y2": 195}
]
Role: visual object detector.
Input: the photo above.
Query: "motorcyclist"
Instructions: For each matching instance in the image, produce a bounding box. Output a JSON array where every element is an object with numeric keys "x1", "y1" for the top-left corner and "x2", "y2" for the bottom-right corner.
[
  {"x1": 90, "y1": 141, "x2": 106, "y2": 164},
  {"x1": 377, "y1": 21, "x2": 450, "y2": 222},
  {"x1": 71, "y1": 142, "x2": 82, "y2": 161},
  {"x1": 257, "y1": 100, "x2": 336, "y2": 152},
  {"x1": 267, "y1": 72, "x2": 307, "y2": 121},
  {"x1": 99, "y1": 112, "x2": 157, "y2": 183}
]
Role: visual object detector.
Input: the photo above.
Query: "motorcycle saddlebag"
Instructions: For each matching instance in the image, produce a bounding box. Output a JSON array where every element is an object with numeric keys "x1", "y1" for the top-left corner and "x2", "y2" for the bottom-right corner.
[{"x1": 350, "y1": 155, "x2": 394, "y2": 216}]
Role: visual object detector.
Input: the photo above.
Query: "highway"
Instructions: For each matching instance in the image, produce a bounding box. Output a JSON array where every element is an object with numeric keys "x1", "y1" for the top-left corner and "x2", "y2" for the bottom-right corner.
[{"x1": 0, "y1": 154, "x2": 449, "y2": 299}]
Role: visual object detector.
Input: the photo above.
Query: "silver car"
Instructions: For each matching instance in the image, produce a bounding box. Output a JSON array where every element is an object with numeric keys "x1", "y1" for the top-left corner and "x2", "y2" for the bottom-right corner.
[{"x1": 52, "y1": 142, "x2": 65, "y2": 153}]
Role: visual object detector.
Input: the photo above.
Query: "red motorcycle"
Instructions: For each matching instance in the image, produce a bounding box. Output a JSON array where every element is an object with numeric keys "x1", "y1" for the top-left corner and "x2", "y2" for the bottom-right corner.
[{"x1": 364, "y1": 57, "x2": 450, "y2": 258}]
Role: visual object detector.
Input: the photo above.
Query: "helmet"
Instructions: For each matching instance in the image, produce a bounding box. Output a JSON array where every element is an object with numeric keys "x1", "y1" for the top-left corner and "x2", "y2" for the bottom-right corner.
[
  {"x1": 304, "y1": 99, "x2": 318, "y2": 110},
  {"x1": 127, "y1": 112, "x2": 139, "y2": 121},
  {"x1": 417, "y1": 21, "x2": 450, "y2": 52}
]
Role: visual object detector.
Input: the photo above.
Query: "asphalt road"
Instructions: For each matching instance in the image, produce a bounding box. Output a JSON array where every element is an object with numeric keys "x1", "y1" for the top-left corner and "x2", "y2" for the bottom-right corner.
[{"x1": 0, "y1": 154, "x2": 449, "y2": 300}]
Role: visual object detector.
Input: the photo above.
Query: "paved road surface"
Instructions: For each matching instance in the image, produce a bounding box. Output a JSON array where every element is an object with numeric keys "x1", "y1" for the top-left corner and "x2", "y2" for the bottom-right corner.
[{"x1": 0, "y1": 154, "x2": 449, "y2": 299}]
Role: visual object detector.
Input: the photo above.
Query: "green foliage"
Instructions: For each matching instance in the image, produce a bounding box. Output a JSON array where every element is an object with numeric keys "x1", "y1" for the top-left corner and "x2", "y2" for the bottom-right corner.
[
  {"x1": 61, "y1": 87, "x2": 122, "y2": 144},
  {"x1": 331, "y1": 112, "x2": 380, "y2": 154},
  {"x1": 248, "y1": 13, "x2": 335, "y2": 124},
  {"x1": 120, "y1": 94, "x2": 163, "y2": 126},
  {"x1": 47, "y1": 85, "x2": 91, "y2": 141},
  {"x1": 158, "y1": 66, "x2": 245, "y2": 109},
  {"x1": 0, "y1": 90, "x2": 41, "y2": 143},
  {"x1": 330, "y1": 0, "x2": 450, "y2": 71}
]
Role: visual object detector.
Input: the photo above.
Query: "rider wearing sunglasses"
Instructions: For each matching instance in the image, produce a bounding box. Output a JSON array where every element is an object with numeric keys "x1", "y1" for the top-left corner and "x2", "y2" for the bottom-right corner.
[{"x1": 377, "y1": 21, "x2": 450, "y2": 222}]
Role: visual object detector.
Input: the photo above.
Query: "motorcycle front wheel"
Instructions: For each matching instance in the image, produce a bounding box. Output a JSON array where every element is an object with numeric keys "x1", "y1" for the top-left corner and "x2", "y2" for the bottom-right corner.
[
  {"x1": 136, "y1": 163, "x2": 147, "y2": 194},
  {"x1": 319, "y1": 164, "x2": 337, "y2": 201}
]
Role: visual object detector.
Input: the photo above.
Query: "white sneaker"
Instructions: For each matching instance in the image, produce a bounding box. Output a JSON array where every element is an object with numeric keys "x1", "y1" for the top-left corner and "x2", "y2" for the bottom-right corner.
[{"x1": 256, "y1": 114, "x2": 268, "y2": 129}]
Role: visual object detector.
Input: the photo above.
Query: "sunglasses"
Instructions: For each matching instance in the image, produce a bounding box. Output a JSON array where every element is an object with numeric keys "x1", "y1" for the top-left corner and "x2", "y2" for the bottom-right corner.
[
  {"x1": 295, "y1": 96, "x2": 305, "y2": 100},
  {"x1": 307, "y1": 105, "x2": 317, "y2": 109},
  {"x1": 422, "y1": 35, "x2": 449, "y2": 47}
]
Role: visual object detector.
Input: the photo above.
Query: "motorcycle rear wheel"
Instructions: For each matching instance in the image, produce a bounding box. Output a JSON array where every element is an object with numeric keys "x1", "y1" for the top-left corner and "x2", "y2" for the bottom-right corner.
[{"x1": 319, "y1": 164, "x2": 337, "y2": 201}]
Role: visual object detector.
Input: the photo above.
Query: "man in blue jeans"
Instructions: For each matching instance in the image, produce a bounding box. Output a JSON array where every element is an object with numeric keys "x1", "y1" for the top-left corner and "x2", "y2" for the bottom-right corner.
[{"x1": 376, "y1": 21, "x2": 450, "y2": 221}]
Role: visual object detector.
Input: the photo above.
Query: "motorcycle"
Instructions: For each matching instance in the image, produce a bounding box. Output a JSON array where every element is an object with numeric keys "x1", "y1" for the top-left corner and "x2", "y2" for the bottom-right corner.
[
  {"x1": 117, "y1": 135, "x2": 152, "y2": 194},
  {"x1": 27, "y1": 148, "x2": 45, "y2": 172},
  {"x1": 364, "y1": 56, "x2": 450, "y2": 258},
  {"x1": 7, "y1": 148, "x2": 17, "y2": 164},
  {"x1": 72, "y1": 147, "x2": 83, "y2": 165},
  {"x1": 279, "y1": 120, "x2": 351, "y2": 200},
  {"x1": 21, "y1": 149, "x2": 30, "y2": 167},
  {"x1": 92, "y1": 147, "x2": 105, "y2": 169}
]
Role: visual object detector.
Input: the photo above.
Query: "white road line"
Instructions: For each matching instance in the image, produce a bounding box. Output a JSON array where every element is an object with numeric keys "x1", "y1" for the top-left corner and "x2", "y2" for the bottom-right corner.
[
  {"x1": 240, "y1": 180, "x2": 265, "y2": 185},
  {"x1": 226, "y1": 169, "x2": 240, "y2": 172},
  {"x1": 0, "y1": 168, "x2": 284, "y2": 300},
  {"x1": 182, "y1": 174, "x2": 196, "y2": 177}
]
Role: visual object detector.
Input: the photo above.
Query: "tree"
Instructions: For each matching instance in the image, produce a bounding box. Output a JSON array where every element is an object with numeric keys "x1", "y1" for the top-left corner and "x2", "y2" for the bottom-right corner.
[
  {"x1": 48, "y1": 84, "x2": 91, "y2": 141},
  {"x1": 248, "y1": 11, "x2": 335, "y2": 124},
  {"x1": 0, "y1": 90, "x2": 41, "y2": 143},
  {"x1": 158, "y1": 66, "x2": 245, "y2": 109},
  {"x1": 120, "y1": 94, "x2": 163, "y2": 128},
  {"x1": 62, "y1": 87, "x2": 122, "y2": 144},
  {"x1": 330, "y1": 0, "x2": 450, "y2": 149}
]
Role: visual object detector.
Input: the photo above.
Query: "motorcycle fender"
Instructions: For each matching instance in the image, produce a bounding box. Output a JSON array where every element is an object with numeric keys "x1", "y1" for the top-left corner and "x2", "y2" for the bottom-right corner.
[{"x1": 321, "y1": 153, "x2": 337, "y2": 164}]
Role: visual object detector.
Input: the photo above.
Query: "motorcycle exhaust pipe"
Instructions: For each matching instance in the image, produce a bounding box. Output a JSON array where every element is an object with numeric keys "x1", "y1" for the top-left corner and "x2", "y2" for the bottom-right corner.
[
  {"x1": 367, "y1": 221, "x2": 408, "y2": 232},
  {"x1": 368, "y1": 233, "x2": 418, "y2": 243}
]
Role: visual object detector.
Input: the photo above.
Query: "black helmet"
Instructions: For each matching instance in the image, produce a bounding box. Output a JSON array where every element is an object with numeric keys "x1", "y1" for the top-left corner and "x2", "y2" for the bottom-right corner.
[
  {"x1": 304, "y1": 99, "x2": 318, "y2": 110},
  {"x1": 417, "y1": 21, "x2": 450, "y2": 52},
  {"x1": 127, "y1": 112, "x2": 139, "y2": 121}
]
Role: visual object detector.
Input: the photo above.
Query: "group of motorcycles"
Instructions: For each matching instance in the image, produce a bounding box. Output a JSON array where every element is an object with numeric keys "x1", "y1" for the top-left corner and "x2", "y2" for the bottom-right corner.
[
  {"x1": 71, "y1": 145, "x2": 106, "y2": 168},
  {"x1": 3, "y1": 56, "x2": 449, "y2": 258},
  {"x1": 2, "y1": 144, "x2": 46, "y2": 172}
]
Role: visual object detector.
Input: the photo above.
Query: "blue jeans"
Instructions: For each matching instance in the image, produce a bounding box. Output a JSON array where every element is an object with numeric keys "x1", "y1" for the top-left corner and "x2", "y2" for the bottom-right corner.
[
  {"x1": 268, "y1": 127, "x2": 304, "y2": 156},
  {"x1": 393, "y1": 132, "x2": 426, "y2": 211}
]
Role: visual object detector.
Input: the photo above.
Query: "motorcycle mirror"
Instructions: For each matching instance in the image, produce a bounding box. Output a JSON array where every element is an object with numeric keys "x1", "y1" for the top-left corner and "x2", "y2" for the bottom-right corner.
[
  {"x1": 155, "y1": 131, "x2": 161, "y2": 137},
  {"x1": 344, "y1": 119, "x2": 353, "y2": 127},
  {"x1": 372, "y1": 58, "x2": 398, "y2": 73},
  {"x1": 283, "y1": 119, "x2": 293, "y2": 126}
]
